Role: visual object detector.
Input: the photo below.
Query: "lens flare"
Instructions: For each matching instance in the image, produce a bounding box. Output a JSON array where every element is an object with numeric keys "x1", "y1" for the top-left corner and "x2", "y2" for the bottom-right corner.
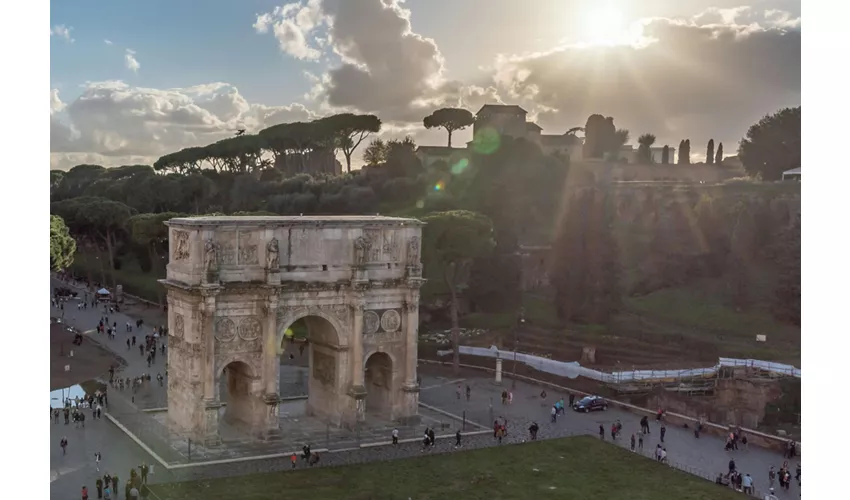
[
  {"x1": 451, "y1": 158, "x2": 469, "y2": 175},
  {"x1": 434, "y1": 181, "x2": 445, "y2": 191},
  {"x1": 471, "y1": 127, "x2": 501, "y2": 155}
]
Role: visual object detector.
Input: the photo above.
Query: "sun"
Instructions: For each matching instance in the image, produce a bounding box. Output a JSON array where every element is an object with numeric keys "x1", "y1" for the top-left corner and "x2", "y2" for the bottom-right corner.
[{"x1": 578, "y1": 4, "x2": 641, "y2": 47}]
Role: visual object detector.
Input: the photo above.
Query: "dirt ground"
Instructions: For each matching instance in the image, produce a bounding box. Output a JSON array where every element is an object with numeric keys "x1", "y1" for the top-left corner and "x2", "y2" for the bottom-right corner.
[{"x1": 50, "y1": 320, "x2": 124, "y2": 390}]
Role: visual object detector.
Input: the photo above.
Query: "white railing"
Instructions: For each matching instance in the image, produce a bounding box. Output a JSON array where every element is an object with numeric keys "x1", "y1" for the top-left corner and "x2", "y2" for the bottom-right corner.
[{"x1": 436, "y1": 346, "x2": 800, "y2": 381}]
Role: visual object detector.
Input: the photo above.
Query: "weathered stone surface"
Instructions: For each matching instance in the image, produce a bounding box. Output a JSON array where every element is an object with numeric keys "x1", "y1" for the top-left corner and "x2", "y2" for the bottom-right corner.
[{"x1": 161, "y1": 216, "x2": 424, "y2": 441}]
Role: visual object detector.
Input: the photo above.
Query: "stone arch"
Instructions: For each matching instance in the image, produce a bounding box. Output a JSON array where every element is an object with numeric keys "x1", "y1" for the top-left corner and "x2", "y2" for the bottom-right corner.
[
  {"x1": 219, "y1": 359, "x2": 262, "y2": 428},
  {"x1": 276, "y1": 307, "x2": 347, "y2": 354},
  {"x1": 364, "y1": 351, "x2": 394, "y2": 418}
]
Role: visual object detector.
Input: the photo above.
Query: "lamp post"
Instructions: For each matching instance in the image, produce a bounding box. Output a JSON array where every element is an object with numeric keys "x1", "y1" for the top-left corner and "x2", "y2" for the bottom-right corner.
[{"x1": 512, "y1": 310, "x2": 525, "y2": 389}]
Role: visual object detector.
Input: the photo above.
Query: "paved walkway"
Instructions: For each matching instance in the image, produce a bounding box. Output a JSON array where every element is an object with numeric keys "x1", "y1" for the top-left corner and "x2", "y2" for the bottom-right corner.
[
  {"x1": 50, "y1": 278, "x2": 175, "y2": 499},
  {"x1": 51, "y1": 277, "x2": 800, "y2": 498},
  {"x1": 418, "y1": 368, "x2": 801, "y2": 499}
]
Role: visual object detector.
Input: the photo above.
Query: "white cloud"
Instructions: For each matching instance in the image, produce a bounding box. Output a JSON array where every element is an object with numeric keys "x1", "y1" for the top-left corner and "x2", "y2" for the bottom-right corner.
[
  {"x1": 124, "y1": 49, "x2": 141, "y2": 73},
  {"x1": 104, "y1": 39, "x2": 113, "y2": 45},
  {"x1": 254, "y1": 0, "x2": 325, "y2": 60},
  {"x1": 50, "y1": 25, "x2": 74, "y2": 43},
  {"x1": 49, "y1": 81, "x2": 318, "y2": 170}
]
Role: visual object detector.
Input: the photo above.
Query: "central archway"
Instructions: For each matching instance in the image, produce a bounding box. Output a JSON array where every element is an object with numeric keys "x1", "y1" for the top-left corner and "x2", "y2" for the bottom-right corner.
[
  {"x1": 365, "y1": 352, "x2": 394, "y2": 417},
  {"x1": 279, "y1": 314, "x2": 343, "y2": 423}
]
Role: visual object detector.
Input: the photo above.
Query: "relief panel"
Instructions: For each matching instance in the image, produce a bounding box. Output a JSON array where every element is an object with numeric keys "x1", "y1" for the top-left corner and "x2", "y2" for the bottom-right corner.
[{"x1": 312, "y1": 351, "x2": 336, "y2": 386}]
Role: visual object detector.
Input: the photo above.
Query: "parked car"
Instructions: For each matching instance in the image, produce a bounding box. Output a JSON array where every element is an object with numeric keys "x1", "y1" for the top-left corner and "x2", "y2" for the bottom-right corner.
[{"x1": 572, "y1": 395, "x2": 608, "y2": 412}]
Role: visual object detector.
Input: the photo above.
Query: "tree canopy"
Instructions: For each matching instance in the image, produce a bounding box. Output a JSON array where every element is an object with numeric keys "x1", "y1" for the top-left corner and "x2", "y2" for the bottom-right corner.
[
  {"x1": 421, "y1": 210, "x2": 495, "y2": 373},
  {"x1": 50, "y1": 215, "x2": 76, "y2": 271},
  {"x1": 423, "y1": 108, "x2": 475, "y2": 148},
  {"x1": 739, "y1": 107, "x2": 801, "y2": 180}
]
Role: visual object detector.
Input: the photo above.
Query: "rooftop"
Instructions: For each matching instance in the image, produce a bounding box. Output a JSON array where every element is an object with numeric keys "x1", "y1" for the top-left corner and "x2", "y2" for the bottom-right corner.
[
  {"x1": 477, "y1": 104, "x2": 528, "y2": 115},
  {"x1": 415, "y1": 146, "x2": 464, "y2": 155},
  {"x1": 166, "y1": 215, "x2": 424, "y2": 227}
]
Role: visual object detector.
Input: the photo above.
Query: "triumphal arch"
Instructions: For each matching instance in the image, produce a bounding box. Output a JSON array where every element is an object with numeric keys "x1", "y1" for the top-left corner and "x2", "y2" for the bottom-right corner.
[{"x1": 159, "y1": 216, "x2": 424, "y2": 442}]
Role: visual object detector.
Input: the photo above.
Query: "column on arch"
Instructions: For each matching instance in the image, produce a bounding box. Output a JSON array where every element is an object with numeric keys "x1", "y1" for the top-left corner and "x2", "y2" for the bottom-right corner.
[{"x1": 262, "y1": 295, "x2": 280, "y2": 398}]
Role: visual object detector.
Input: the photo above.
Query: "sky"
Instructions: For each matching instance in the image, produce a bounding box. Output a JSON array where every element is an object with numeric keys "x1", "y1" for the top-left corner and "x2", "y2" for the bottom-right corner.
[{"x1": 49, "y1": 0, "x2": 801, "y2": 170}]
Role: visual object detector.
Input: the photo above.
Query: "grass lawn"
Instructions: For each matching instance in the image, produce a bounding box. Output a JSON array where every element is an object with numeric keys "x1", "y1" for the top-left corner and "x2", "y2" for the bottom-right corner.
[{"x1": 150, "y1": 436, "x2": 740, "y2": 500}]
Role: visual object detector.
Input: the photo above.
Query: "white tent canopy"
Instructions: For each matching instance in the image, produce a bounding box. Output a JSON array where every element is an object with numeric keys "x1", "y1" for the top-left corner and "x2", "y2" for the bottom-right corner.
[
  {"x1": 96, "y1": 288, "x2": 110, "y2": 295},
  {"x1": 782, "y1": 167, "x2": 801, "y2": 180}
]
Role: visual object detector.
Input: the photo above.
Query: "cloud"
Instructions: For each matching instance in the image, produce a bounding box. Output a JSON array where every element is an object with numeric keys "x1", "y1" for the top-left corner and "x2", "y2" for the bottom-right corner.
[
  {"x1": 104, "y1": 39, "x2": 113, "y2": 45},
  {"x1": 256, "y1": 0, "x2": 456, "y2": 122},
  {"x1": 50, "y1": 25, "x2": 74, "y2": 43},
  {"x1": 125, "y1": 49, "x2": 141, "y2": 73},
  {"x1": 254, "y1": 0, "x2": 324, "y2": 60},
  {"x1": 49, "y1": 81, "x2": 318, "y2": 170},
  {"x1": 486, "y1": 9, "x2": 801, "y2": 158}
]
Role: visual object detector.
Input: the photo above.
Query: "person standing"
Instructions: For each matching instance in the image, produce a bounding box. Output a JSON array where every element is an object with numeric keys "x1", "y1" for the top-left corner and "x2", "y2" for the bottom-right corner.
[
  {"x1": 82, "y1": 485, "x2": 89, "y2": 500},
  {"x1": 742, "y1": 473, "x2": 754, "y2": 494},
  {"x1": 95, "y1": 478, "x2": 103, "y2": 499},
  {"x1": 598, "y1": 424, "x2": 604, "y2": 440},
  {"x1": 551, "y1": 406, "x2": 557, "y2": 423},
  {"x1": 94, "y1": 452, "x2": 102, "y2": 472},
  {"x1": 140, "y1": 463, "x2": 148, "y2": 484},
  {"x1": 638, "y1": 431, "x2": 644, "y2": 450},
  {"x1": 630, "y1": 433, "x2": 636, "y2": 452},
  {"x1": 455, "y1": 430, "x2": 462, "y2": 448},
  {"x1": 465, "y1": 385, "x2": 471, "y2": 402},
  {"x1": 768, "y1": 466, "x2": 776, "y2": 488},
  {"x1": 391, "y1": 428, "x2": 399, "y2": 445},
  {"x1": 60, "y1": 437, "x2": 68, "y2": 455}
]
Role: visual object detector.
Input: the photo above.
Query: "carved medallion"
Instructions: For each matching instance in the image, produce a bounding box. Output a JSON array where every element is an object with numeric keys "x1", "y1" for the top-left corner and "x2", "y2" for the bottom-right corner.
[
  {"x1": 215, "y1": 318, "x2": 236, "y2": 342},
  {"x1": 238, "y1": 317, "x2": 262, "y2": 341},
  {"x1": 239, "y1": 244, "x2": 259, "y2": 265},
  {"x1": 174, "y1": 314, "x2": 185, "y2": 338},
  {"x1": 363, "y1": 310, "x2": 380, "y2": 335},
  {"x1": 380, "y1": 309, "x2": 401, "y2": 333},
  {"x1": 172, "y1": 230, "x2": 190, "y2": 260}
]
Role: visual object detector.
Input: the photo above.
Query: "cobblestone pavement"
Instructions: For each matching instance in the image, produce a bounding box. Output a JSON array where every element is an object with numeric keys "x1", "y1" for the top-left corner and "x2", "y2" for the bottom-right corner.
[{"x1": 52, "y1": 278, "x2": 800, "y2": 498}]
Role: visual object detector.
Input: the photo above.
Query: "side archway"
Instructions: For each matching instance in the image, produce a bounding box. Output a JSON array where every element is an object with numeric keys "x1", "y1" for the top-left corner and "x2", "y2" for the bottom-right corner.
[
  {"x1": 218, "y1": 360, "x2": 262, "y2": 428},
  {"x1": 364, "y1": 351, "x2": 394, "y2": 418}
]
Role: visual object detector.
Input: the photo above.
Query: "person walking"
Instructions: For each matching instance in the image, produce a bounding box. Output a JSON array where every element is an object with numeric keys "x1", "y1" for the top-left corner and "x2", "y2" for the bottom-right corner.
[
  {"x1": 60, "y1": 437, "x2": 68, "y2": 455},
  {"x1": 392, "y1": 428, "x2": 399, "y2": 445},
  {"x1": 465, "y1": 385, "x2": 471, "y2": 402},
  {"x1": 82, "y1": 485, "x2": 89, "y2": 500},
  {"x1": 630, "y1": 433, "x2": 636, "y2": 452},
  {"x1": 455, "y1": 430, "x2": 462, "y2": 448}
]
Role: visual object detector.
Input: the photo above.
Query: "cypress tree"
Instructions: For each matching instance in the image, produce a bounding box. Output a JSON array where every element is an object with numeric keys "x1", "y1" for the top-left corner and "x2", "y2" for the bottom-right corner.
[
  {"x1": 706, "y1": 139, "x2": 715, "y2": 165},
  {"x1": 715, "y1": 143, "x2": 724, "y2": 165}
]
